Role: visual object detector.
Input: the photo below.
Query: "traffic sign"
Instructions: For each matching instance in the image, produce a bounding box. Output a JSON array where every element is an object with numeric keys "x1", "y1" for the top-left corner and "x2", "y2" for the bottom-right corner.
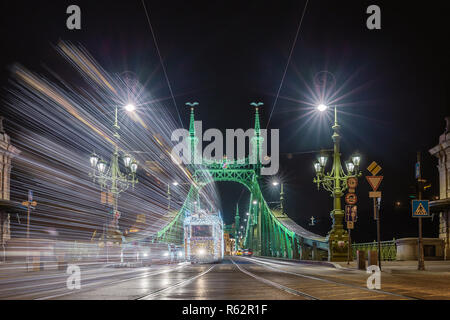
[
  {"x1": 345, "y1": 193, "x2": 357, "y2": 205},
  {"x1": 412, "y1": 200, "x2": 430, "y2": 217},
  {"x1": 415, "y1": 162, "x2": 420, "y2": 179},
  {"x1": 347, "y1": 177, "x2": 358, "y2": 189},
  {"x1": 345, "y1": 205, "x2": 357, "y2": 222},
  {"x1": 369, "y1": 191, "x2": 382, "y2": 198},
  {"x1": 367, "y1": 161, "x2": 382, "y2": 176},
  {"x1": 347, "y1": 221, "x2": 354, "y2": 229},
  {"x1": 366, "y1": 176, "x2": 383, "y2": 192}
]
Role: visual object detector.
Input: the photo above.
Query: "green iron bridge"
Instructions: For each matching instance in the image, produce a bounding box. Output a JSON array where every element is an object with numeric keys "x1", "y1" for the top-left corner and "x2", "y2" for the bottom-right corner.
[{"x1": 155, "y1": 105, "x2": 329, "y2": 261}]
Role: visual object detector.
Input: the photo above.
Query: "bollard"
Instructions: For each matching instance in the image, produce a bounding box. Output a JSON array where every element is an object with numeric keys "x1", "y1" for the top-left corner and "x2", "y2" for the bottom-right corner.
[
  {"x1": 368, "y1": 250, "x2": 378, "y2": 266},
  {"x1": 357, "y1": 250, "x2": 366, "y2": 270}
]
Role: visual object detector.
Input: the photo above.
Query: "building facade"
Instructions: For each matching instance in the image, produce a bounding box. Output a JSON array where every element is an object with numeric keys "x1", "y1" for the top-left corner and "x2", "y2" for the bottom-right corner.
[
  {"x1": 429, "y1": 116, "x2": 450, "y2": 260},
  {"x1": 0, "y1": 116, "x2": 21, "y2": 261}
]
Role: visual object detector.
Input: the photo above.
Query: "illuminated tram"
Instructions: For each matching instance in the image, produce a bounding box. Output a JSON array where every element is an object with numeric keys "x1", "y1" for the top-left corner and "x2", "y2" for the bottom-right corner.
[{"x1": 184, "y1": 209, "x2": 224, "y2": 263}]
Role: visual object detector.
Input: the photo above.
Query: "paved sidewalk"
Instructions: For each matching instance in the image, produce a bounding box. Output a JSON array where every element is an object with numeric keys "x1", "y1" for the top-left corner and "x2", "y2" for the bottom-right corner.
[{"x1": 334, "y1": 260, "x2": 450, "y2": 274}]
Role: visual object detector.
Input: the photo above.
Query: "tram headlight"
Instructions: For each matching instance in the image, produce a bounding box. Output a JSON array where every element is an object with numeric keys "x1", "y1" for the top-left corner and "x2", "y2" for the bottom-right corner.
[{"x1": 198, "y1": 248, "x2": 206, "y2": 256}]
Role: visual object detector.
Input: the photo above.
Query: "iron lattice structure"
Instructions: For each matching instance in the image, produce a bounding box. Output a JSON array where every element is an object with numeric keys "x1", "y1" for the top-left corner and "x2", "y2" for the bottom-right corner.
[{"x1": 156, "y1": 106, "x2": 329, "y2": 260}]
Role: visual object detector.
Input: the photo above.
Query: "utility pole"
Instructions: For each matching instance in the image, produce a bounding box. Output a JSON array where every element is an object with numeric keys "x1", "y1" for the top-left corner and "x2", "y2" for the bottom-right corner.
[{"x1": 417, "y1": 152, "x2": 425, "y2": 271}]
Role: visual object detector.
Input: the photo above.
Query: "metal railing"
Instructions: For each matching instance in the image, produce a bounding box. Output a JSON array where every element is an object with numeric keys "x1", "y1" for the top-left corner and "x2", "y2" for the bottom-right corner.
[{"x1": 352, "y1": 239, "x2": 397, "y2": 261}]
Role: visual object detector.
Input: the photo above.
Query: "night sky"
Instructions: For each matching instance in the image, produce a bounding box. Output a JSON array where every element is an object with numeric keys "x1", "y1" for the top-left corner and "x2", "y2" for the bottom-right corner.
[{"x1": 2, "y1": 1, "x2": 449, "y2": 242}]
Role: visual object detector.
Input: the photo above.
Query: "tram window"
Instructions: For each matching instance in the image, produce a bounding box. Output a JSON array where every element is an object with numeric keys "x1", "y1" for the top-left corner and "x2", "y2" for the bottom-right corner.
[{"x1": 191, "y1": 225, "x2": 212, "y2": 237}]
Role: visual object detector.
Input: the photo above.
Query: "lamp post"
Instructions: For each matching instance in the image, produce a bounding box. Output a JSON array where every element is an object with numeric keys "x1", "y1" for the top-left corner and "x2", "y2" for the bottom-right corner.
[
  {"x1": 21, "y1": 190, "x2": 37, "y2": 264},
  {"x1": 89, "y1": 104, "x2": 138, "y2": 238},
  {"x1": 313, "y1": 105, "x2": 361, "y2": 262},
  {"x1": 271, "y1": 180, "x2": 285, "y2": 214}
]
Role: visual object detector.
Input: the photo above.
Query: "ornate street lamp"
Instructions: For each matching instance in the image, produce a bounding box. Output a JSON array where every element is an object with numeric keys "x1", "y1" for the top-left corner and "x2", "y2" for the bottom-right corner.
[
  {"x1": 89, "y1": 104, "x2": 139, "y2": 234},
  {"x1": 313, "y1": 105, "x2": 362, "y2": 262}
]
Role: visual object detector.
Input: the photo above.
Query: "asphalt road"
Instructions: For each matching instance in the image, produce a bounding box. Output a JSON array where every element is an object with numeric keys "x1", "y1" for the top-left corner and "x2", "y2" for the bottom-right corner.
[{"x1": 1, "y1": 257, "x2": 449, "y2": 300}]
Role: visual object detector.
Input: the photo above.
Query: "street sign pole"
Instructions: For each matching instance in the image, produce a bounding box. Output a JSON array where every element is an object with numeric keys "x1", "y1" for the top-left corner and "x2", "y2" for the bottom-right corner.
[
  {"x1": 417, "y1": 152, "x2": 425, "y2": 271},
  {"x1": 376, "y1": 197, "x2": 381, "y2": 271},
  {"x1": 366, "y1": 161, "x2": 383, "y2": 271}
]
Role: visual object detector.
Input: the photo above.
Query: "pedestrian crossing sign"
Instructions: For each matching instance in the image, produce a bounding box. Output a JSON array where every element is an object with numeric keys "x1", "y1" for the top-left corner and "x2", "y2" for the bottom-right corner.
[{"x1": 412, "y1": 200, "x2": 430, "y2": 217}]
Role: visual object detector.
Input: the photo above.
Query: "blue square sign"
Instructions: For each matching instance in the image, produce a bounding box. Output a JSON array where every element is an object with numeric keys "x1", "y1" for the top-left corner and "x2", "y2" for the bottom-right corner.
[{"x1": 412, "y1": 200, "x2": 429, "y2": 217}]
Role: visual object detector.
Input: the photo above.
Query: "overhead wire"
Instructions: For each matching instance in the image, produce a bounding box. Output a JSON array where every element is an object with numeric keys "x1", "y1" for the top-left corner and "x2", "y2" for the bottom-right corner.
[
  {"x1": 266, "y1": 0, "x2": 309, "y2": 128},
  {"x1": 141, "y1": 0, "x2": 184, "y2": 128}
]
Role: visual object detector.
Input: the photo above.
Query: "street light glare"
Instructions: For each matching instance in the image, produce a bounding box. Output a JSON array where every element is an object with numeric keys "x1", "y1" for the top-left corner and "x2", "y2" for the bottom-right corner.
[
  {"x1": 272, "y1": 181, "x2": 279, "y2": 186},
  {"x1": 317, "y1": 104, "x2": 328, "y2": 112},
  {"x1": 125, "y1": 103, "x2": 136, "y2": 112},
  {"x1": 172, "y1": 181, "x2": 179, "y2": 186}
]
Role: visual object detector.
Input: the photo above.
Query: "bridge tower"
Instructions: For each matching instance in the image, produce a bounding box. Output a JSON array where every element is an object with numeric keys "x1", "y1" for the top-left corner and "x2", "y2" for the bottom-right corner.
[
  {"x1": 250, "y1": 106, "x2": 263, "y2": 175},
  {"x1": 187, "y1": 106, "x2": 200, "y2": 213},
  {"x1": 234, "y1": 203, "x2": 240, "y2": 251},
  {"x1": 250, "y1": 106, "x2": 264, "y2": 255}
]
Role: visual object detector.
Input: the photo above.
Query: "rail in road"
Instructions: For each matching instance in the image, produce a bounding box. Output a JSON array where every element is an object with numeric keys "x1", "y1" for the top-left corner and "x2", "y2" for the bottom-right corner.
[
  {"x1": 0, "y1": 263, "x2": 188, "y2": 300},
  {"x1": 1, "y1": 257, "x2": 425, "y2": 300},
  {"x1": 136, "y1": 257, "x2": 419, "y2": 300},
  {"x1": 237, "y1": 257, "x2": 419, "y2": 300},
  {"x1": 137, "y1": 265, "x2": 216, "y2": 300},
  {"x1": 230, "y1": 259, "x2": 318, "y2": 300}
]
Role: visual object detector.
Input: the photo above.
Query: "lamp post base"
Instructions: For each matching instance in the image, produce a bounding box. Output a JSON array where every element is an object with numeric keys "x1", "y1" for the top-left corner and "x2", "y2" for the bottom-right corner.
[
  {"x1": 328, "y1": 232, "x2": 349, "y2": 262},
  {"x1": 327, "y1": 210, "x2": 349, "y2": 262}
]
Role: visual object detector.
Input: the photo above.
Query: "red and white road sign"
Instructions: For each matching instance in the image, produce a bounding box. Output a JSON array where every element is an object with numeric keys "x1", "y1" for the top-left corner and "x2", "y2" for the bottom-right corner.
[
  {"x1": 347, "y1": 177, "x2": 358, "y2": 189},
  {"x1": 345, "y1": 193, "x2": 357, "y2": 205},
  {"x1": 366, "y1": 176, "x2": 383, "y2": 192}
]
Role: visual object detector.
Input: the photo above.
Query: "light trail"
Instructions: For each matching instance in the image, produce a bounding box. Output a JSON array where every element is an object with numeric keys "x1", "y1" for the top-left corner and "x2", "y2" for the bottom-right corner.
[
  {"x1": 2, "y1": 41, "x2": 221, "y2": 295},
  {"x1": 137, "y1": 264, "x2": 216, "y2": 300}
]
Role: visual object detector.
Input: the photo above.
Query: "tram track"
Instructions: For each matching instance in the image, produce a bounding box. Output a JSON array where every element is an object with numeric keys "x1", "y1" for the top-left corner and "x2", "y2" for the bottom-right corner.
[
  {"x1": 137, "y1": 264, "x2": 216, "y2": 300},
  {"x1": 245, "y1": 257, "x2": 420, "y2": 300},
  {"x1": 34, "y1": 263, "x2": 189, "y2": 300},
  {"x1": 230, "y1": 258, "x2": 319, "y2": 300}
]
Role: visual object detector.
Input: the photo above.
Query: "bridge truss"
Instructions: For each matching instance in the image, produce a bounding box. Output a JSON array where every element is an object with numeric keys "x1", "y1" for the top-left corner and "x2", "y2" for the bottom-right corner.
[{"x1": 156, "y1": 106, "x2": 329, "y2": 261}]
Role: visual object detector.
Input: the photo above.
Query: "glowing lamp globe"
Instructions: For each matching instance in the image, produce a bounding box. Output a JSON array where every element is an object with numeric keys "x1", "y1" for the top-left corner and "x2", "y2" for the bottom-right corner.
[
  {"x1": 123, "y1": 154, "x2": 132, "y2": 167},
  {"x1": 317, "y1": 104, "x2": 328, "y2": 112},
  {"x1": 90, "y1": 153, "x2": 99, "y2": 168},
  {"x1": 352, "y1": 154, "x2": 361, "y2": 167},
  {"x1": 125, "y1": 103, "x2": 136, "y2": 112},
  {"x1": 97, "y1": 160, "x2": 107, "y2": 173},
  {"x1": 130, "y1": 160, "x2": 138, "y2": 173}
]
